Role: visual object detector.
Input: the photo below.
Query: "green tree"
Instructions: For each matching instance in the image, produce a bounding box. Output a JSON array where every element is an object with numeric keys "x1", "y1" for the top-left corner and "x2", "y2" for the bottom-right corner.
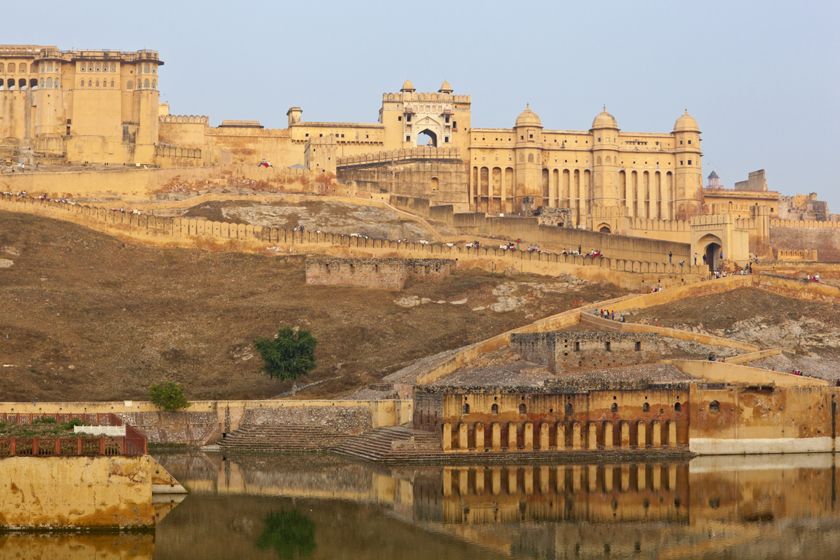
[
  {"x1": 254, "y1": 327, "x2": 316, "y2": 380},
  {"x1": 148, "y1": 381, "x2": 190, "y2": 411},
  {"x1": 256, "y1": 510, "x2": 316, "y2": 559}
]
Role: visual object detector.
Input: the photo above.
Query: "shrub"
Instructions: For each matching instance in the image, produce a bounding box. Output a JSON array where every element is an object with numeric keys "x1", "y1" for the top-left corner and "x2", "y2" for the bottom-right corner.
[
  {"x1": 149, "y1": 381, "x2": 190, "y2": 412},
  {"x1": 254, "y1": 327, "x2": 317, "y2": 381}
]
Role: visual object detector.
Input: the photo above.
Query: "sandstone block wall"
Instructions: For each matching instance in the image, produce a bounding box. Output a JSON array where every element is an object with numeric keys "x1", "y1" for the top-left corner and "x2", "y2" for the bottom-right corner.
[
  {"x1": 305, "y1": 257, "x2": 454, "y2": 290},
  {"x1": 770, "y1": 226, "x2": 840, "y2": 262}
]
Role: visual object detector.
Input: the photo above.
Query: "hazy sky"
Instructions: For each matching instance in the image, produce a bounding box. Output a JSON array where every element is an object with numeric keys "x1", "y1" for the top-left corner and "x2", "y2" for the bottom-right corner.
[{"x1": 8, "y1": 0, "x2": 840, "y2": 208}]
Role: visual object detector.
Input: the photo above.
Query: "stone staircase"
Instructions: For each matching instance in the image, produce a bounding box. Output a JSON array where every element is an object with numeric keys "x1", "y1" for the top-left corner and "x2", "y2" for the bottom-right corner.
[
  {"x1": 332, "y1": 426, "x2": 442, "y2": 464},
  {"x1": 218, "y1": 424, "x2": 351, "y2": 453}
]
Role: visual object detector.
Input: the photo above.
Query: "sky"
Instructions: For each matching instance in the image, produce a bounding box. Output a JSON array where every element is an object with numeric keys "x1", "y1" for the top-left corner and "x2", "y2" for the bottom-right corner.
[{"x1": 7, "y1": 0, "x2": 840, "y2": 208}]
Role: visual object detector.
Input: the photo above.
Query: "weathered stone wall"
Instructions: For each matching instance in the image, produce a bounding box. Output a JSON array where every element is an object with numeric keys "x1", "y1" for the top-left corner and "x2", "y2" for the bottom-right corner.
[
  {"x1": 0, "y1": 456, "x2": 157, "y2": 528},
  {"x1": 770, "y1": 225, "x2": 840, "y2": 262},
  {"x1": 304, "y1": 257, "x2": 454, "y2": 290},
  {"x1": 240, "y1": 404, "x2": 373, "y2": 436}
]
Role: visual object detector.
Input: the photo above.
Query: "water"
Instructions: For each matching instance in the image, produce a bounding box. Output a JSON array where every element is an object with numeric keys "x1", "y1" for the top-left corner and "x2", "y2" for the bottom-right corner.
[{"x1": 3, "y1": 452, "x2": 840, "y2": 559}]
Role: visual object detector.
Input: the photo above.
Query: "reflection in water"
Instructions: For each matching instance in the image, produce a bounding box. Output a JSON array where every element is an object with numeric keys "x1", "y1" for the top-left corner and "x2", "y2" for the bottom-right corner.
[
  {"x1": 257, "y1": 510, "x2": 316, "y2": 559},
  {"x1": 3, "y1": 453, "x2": 840, "y2": 559}
]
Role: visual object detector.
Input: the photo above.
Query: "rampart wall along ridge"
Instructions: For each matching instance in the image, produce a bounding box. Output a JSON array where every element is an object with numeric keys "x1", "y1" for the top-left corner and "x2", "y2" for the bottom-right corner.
[{"x1": 0, "y1": 194, "x2": 707, "y2": 276}]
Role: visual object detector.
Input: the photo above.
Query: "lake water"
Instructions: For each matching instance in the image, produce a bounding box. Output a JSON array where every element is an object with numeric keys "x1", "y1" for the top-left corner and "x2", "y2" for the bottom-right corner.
[{"x1": 3, "y1": 452, "x2": 840, "y2": 559}]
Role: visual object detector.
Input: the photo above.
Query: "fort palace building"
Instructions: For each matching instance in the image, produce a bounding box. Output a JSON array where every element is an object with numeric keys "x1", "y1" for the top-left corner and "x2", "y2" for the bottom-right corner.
[{"x1": 1, "y1": 45, "x2": 835, "y2": 267}]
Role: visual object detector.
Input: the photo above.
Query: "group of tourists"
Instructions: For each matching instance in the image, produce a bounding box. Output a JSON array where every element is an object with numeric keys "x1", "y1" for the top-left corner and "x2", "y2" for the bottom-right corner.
[{"x1": 594, "y1": 308, "x2": 626, "y2": 322}]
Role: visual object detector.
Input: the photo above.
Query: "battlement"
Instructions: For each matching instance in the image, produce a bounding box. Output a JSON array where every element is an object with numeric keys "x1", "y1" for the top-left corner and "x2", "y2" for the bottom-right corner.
[
  {"x1": 382, "y1": 92, "x2": 470, "y2": 103},
  {"x1": 160, "y1": 115, "x2": 208, "y2": 125}
]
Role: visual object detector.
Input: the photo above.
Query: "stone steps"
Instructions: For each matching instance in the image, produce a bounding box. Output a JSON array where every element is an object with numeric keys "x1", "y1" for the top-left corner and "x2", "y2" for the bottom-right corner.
[{"x1": 333, "y1": 426, "x2": 442, "y2": 463}]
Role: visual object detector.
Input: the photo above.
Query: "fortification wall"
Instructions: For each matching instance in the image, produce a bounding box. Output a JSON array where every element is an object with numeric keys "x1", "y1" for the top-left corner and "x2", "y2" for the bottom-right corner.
[
  {"x1": 0, "y1": 456, "x2": 157, "y2": 529},
  {"x1": 0, "y1": 399, "x2": 413, "y2": 446},
  {"x1": 305, "y1": 257, "x2": 454, "y2": 290},
  {"x1": 689, "y1": 383, "x2": 840, "y2": 454},
  {"x1": 0, "y1": 195, "x2": 708, "y2": 288},
  {"x1": 770, "y1": 225, "x2": 840, "y2": 262},
  {"x1": 388, "y1": 196, "x2": 693, "y2": 265}
]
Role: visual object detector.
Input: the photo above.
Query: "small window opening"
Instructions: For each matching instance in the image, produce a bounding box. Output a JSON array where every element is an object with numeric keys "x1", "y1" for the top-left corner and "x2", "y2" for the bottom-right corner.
[{"x1": 518, "y1": 403, "x2": 527, "y2": 415}]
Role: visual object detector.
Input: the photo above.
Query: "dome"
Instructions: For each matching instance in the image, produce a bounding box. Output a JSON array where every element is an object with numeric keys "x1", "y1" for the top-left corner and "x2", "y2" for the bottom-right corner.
[
  {"x1": 401, "y1": 80, "x2": 415, "y2": 93},
  {"x1": 673, "y1": 110, "x2": 700, "y2": 132},
  {"x1": 438, "y1": 80, "x2": 453, "y2": 93},
  {"x1": 515, "y1": 104, "x2": 542, "y2": 128},
  {"x1": 591, "y1": 108, "x2": 618, "y2": 129}
]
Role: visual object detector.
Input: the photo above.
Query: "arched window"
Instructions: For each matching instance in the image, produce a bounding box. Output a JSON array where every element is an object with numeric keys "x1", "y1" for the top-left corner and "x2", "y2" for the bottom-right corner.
[
  {"x1": 19, "y1": 63, "x2": 27, "y2": 73},
  {"x1": 0, "y1": 63, "x2": 4, "y2": 72},
  {"x1": 642, "y1": 402, "x2": 650, "y2": 412},
  {"x1": 565, "y1": 402, "x2": 573, "y2": 416},
  {"x1": 18, "y1": 78, "x2": 25, "y2": 89},
  {"x1": 7, "y1": 78, "x2": 14, "y2": 89},
  {"x1": 152, "y1": 80, "x2": 156, "y2": 89},
  {"x1": 126, "y1": 79, "x2": 133, "y2": 90},
  {"x1": 462, "y1": 403, "x2": 470, "y2": 414},
  {"x1": 518, "y1": 403, "x2": 527, "y2": 415},
  {"x1": 491, "y1": 403, "x2": 499, "y2": 414},
  {"x1": 527, "y1": 154, "x2": 534, "y2": 163},
  {"x1": 610, "y1": 403, "x2": 618, "y2": 413},
  {"x1": 88, "y1": 80, "x2": 92, "y2": 87},
  {"x1": 674, "y1": 402, "x2": 682, "y2": 413},
  {"x1": 95, "y1": 80, "x2": 99, "y2": 87},
  {"x1": 95, "y1": 63, "x2": 101, "y2": 72},
  {"x1": 110, "y1": 79, "x2": 114, "y2": 88},
  {"x1": 143, "y1": 78, "x2": 149, "y2": 89},
  {"x1": 46, "y1": 77, "x2": 52, "y2": 88}
]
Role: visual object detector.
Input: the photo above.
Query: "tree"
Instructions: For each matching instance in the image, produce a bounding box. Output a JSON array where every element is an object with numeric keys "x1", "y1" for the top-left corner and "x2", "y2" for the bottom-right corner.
[
  {"x1": 254, "y1": 327, "x2": 316, "y2": 380},
  {"x1": 149, "y1": 381, "x2": 190, "y2": 412}
]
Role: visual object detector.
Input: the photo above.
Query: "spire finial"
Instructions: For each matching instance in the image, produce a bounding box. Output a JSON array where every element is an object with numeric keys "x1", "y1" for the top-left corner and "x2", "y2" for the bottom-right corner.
[{"x1": 603, "y1": 104, "x2": 607, "y2": 112}]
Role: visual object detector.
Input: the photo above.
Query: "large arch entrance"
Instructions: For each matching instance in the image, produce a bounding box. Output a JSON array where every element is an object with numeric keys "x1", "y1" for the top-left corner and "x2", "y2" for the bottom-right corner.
[
  {"x1": 417, "y1": 129, "x2": 437, "y2": 147},
  {"x1": 698, "y1": 234, "x2": 723, "y2": 272}
]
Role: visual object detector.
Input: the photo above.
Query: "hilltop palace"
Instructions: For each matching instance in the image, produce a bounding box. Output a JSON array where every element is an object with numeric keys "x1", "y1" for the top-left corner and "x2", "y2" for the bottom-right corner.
[{"x1": 1, "y1": 45, "x2": 836, "y2": 266}]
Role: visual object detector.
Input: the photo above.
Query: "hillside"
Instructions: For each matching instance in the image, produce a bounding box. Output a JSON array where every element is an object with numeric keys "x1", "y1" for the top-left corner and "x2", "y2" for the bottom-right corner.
[{"x1": 0, "y1": 211, "x2": 625, "y2": 401}]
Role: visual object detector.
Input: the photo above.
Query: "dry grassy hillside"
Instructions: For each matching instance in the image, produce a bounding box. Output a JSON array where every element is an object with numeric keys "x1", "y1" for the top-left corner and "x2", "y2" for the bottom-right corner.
[
  {"x1": 0, "y1": 211, "x2": 624, "y2": 401},
  {"x1": 629, "y1": 287, "x2": 840, "y2": 379}
]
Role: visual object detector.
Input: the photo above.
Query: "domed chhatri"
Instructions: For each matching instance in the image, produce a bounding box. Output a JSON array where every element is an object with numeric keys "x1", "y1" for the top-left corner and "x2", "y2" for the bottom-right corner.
[
  {"x1": 673, "y1": 109, "x2": 700, "y2": 132},
  {"x1": 400, "y1": 79, "x2": 416, "y2": 93},
  {"x1": 515, "y1": 103, "x2": 542, "y2": 128},
  {"x1": 438, "y1": 80, "x2": 453, "y2": 93},
  {"x1": 591, "y1": 107, "x2": 619, "y2": 129}
]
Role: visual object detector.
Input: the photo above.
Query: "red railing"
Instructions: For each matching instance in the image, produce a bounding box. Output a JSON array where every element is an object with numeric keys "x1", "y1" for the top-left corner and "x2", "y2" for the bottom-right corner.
[{"x1": 0, "y1": 413, "x2": 147, "y2": 457}]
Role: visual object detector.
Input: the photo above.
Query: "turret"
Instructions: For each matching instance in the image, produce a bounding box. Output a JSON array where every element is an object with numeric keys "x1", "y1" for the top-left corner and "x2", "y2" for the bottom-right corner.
[
  {"x1": 672, "y1": 110, "x2": 703, "y2": 218},
  {"x1": 590, "y1": 107, "x2": 620, "y2": 210},
  {"x1": 513, "y1": 104, "x2": 544, "y2": 211},
  {"x1": 286, "y1": 106, "x2": 302, "y2": 127}
]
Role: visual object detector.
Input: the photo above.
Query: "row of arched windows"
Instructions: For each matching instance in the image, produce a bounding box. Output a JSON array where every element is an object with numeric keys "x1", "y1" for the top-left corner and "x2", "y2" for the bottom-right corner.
[
  {"x1": 37, "y1": 61, "x2": 59, "y2": 73},
  {"x1": 139, "y1": 63, "x2": 157, "y2": 74},
  {"x1": 79, "y1": 79, "x2": 117, "y2": 88},
  {"x1": 0, "y1": 78, "x2": 38, "y2": 89},
  {"x1": 79, "y1": 62, "x2": 117, "y2": 73},
  {"x1": 0, "y1": 62, "x2": 28, "y2": 74}
]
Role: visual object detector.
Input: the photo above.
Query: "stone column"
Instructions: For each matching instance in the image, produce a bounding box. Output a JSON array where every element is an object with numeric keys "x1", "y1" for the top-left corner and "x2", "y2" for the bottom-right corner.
[
  {"x1": 621, "y1": 465, "x2": 631, "y2": 492},
  {"x1": 668, "y1": 464, "x2": 677, "y2": 491},
  {"x1": 638, "y1": 465, "x2": 647, "y2": 491},
  {"x1": 572, "y1": 423, "x2": 582, "y2": 450},
  {"x1": 556, "y1": 422, "x2": 566, "y2": 450},
  {"x1": 620, "y1": 421, "x2": 630, "y2": 448},
  {"x1": 508, "y1": 468, "x2": 518, "y2": 494},
  {"x1": 652, "y1": 465, "x2": 662, "y2": 491},
  {"x1": 523, "y1": 422, "x2": 534, "y2": 450},
  {"x1": 571, "y1": 465, "x2": 582, "y2": 492},
  {"x1": 539, "y1": 423, "x2": 549, "y2": 450},
  {"x1": 443, "y1": 468, "x2": 452, "y2": 496},
  {"x1": 475, "y1": 423, "x2": 485, "y2": 451},
  {"x1": 604, "y1": 466, "x2": 614, "y2": 492},
  {"x1": 442, "y1": 423, "x2": 452, "y2": 451},
  {"x1": 491, "y1": 423, "x2": 501, "y2": 451},
  {"x1": 651, "y1": 421, "x2": 661, "y2": 448},
  {"x1": 508, "y1": 423, "x2": 519, "y2": 450},
  {"x1": 637, "y1": 421, "x2": 647, "y2": 449},
  {"x1": 588, "y1": 423, "x2": 598, "y2": 450},
  {"x1": 458, "y1": 423, "x2": 469, "y2": 451},
  {"x1": 604, "y1": 422, "x2": 614, "y2": 449},
  {"x1": 668, "y1": 421, "x2": 677, "y2": 448},
  {"x1": 588, "y1": 465, "x2": 598, "y2": 492}
]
